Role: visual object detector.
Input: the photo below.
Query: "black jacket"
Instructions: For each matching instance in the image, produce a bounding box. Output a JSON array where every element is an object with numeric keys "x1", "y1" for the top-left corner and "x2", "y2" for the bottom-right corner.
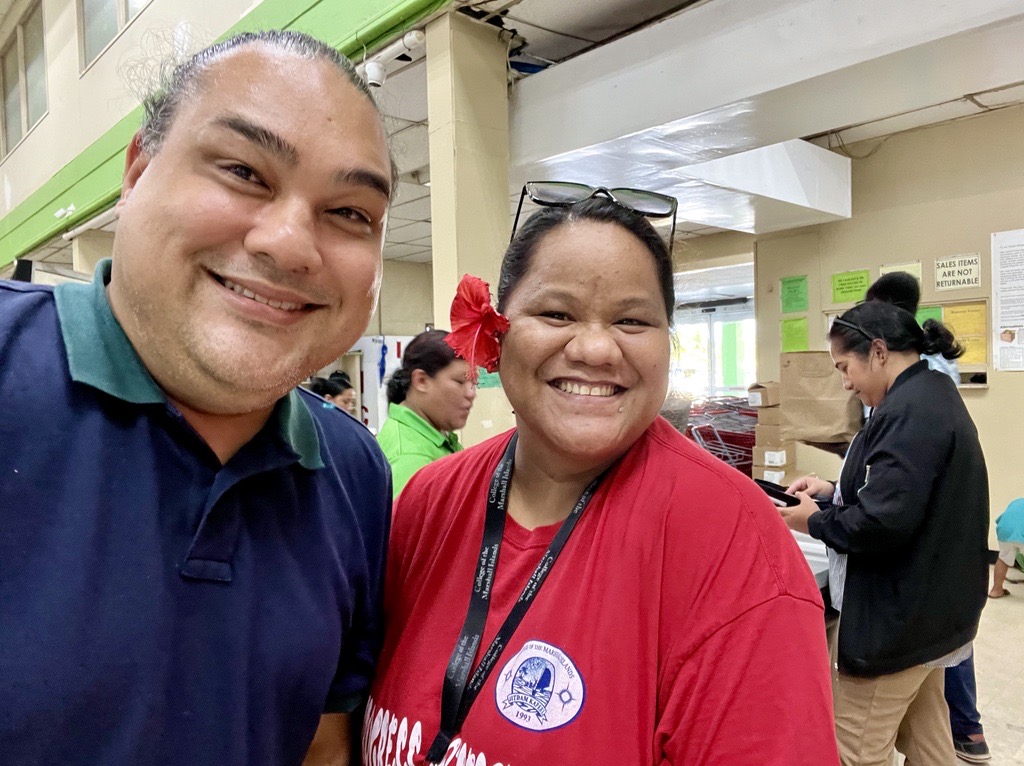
[{"x1": 808, "y1": 361, "x2": 989, "y2": 677}]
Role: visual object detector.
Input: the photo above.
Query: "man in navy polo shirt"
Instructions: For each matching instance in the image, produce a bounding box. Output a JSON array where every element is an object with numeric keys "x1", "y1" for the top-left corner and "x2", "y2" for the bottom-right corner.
[{"x1": 0, "y1": 31, "x2": 394, "y2": 765}]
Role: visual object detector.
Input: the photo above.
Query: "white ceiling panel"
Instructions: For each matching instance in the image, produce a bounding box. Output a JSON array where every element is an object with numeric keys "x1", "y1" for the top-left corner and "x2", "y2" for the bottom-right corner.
[
  {"x1": 383, "y1": 114, "x2": 418, "y2": 137},
  {"x1": 391, "y1": 194, "x2": 432, "y2": 222},
  {"x1": 386, "y1": 220, "x2": 432, "y2": 243},
  {"x1": 511, "y1": 0, "x2": 1024, "y2": 174},
  {"x1": 673, "y1": 262, "x2": 754, "y2": 304},
  {"x1": 383, "y1": 242, "x2": 428, "y2": 260},
  {"x1": 375, "y1": 60, "x2": 429, "y2": 123},
  {"x1": 394, "y1": 181, "x2": 431, "y2": 206},
  {"x1": 393, "y1": 250, "x2": 433, "y2": 263},
  {"x1": 390, "y1": 122, "x2": 430, "y2": 175}
]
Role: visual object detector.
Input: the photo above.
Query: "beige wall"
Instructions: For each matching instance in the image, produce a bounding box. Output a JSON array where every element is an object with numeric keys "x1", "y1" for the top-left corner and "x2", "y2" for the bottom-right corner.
[
  {"x1": 674, "y1": 231, "x2": 755, "y2": 272},
  {"x1": 372, "y1": 259, "x2": 434, "y2": 336},
  {"x1": 753, "y1": 104, "x2": 1024, "y2": 543},
  {"x1": 0, "y1": 0, "x2": 253, "y2": 214}
]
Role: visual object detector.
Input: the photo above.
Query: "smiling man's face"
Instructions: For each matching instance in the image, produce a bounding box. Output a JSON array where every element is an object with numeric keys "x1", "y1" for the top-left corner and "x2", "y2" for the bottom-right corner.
[{"x1": 109, "y1": 45, "x2": 392, "y2": 414}]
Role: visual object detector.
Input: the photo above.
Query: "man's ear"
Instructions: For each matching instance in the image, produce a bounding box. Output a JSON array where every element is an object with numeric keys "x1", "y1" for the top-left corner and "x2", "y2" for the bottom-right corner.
[{"x1": 117, "y1": 133, "x2": 151, "y2": 212}]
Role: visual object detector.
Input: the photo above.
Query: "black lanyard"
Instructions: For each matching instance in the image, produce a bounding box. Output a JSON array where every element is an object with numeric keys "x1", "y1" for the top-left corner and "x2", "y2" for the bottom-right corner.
[{"x1": 425, "y1": 432, "x2": 605, "y2": 763}]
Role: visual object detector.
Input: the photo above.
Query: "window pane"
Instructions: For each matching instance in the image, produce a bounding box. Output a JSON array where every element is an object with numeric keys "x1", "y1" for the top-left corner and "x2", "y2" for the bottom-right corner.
[
  {"x1": 713, "y1": 318, "x2": 757, "y2": 395},
  {"x1": 24, "y1": 4, "x2": 46, "y2": 126},
  {"x1": 2, "y1": 46, "x2": 22, "y2": 150},
  {"x1": 127, "y1": 0, "x2": 149, "y2": 20},
  {"x1": 671, "y1": 321, "x2": 711, "y2": 399},
  {"x1": 82, "y1": 0, "x2": 118, "y2": 65}
]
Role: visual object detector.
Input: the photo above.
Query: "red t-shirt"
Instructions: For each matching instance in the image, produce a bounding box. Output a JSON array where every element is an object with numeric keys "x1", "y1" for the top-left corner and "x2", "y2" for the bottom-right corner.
[{"x1": 365, "y1": 418, "x2": 838, "y2": 766}]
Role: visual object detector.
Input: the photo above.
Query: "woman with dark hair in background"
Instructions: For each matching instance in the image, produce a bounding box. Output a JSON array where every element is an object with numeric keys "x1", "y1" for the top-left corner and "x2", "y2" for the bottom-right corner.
[
  {"x1": 865, "y1": 272, "x2": 989, "y2": 762},
  {"x1": 783, "y1": 301, "x2": 989, "y2": 766},
  {"x1": 309, "y1": 374, "x2": 358, "y2": 417},
  {"x1": 364, "y1": 192, "x2": 838, "y2": 765},
  {"x1": 377, "y1": 329, "x2": 477, "y2": 497}
]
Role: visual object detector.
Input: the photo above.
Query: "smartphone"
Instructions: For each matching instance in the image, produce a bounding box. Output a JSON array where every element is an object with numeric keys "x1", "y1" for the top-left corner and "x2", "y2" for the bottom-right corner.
[{"x1": 754, "y1": 479, "x2": 801, "y2": 508}]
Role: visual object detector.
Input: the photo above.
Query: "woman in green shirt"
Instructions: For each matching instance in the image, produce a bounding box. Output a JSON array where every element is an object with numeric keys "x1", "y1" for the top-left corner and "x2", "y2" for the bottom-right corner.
[{"x1": 377, "y1": 330, "x2": 478, "y2": 496}]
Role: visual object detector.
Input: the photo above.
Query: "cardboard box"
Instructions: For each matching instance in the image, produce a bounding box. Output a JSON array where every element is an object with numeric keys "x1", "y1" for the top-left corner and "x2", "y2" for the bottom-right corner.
[
  {"x1": 757, "y1": 406, "x2": 783, "y2": 425},
  {"x1": 754, "y1": 466, "x2": 801, "y2": 487},
  {"x1": 747, "y1": 381, "x2": 781, "y2": 408},
  {"x1": 753, "y1": 442, "x2": 796, "y2": 468},
  {"x1": 780, "y1": 352, "x2": 863, "y2": 443},
  {"x1": 754, "y1": 424, "x2": 786, "y2": 447}
]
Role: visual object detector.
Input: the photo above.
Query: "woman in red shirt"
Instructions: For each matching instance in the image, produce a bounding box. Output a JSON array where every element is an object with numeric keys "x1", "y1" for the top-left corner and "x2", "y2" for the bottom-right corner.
[{"x1": 364, "y1": 186, "x2": 839, "y2": 766}]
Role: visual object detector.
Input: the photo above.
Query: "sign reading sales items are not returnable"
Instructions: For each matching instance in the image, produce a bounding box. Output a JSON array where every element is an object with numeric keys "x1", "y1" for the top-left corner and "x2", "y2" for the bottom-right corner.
[{"x1": 935, "y1": 254, "x2": 981, "y2": 291}]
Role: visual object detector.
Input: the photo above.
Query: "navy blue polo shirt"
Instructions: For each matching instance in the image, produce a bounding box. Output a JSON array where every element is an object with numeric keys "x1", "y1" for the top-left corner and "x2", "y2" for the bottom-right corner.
[{"x1": 0, "y1": 263, "x2": 391, "y2": 765}]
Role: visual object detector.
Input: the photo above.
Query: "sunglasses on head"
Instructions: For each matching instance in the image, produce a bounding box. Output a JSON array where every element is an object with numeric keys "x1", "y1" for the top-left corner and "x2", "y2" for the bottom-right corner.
[
  {"x1": 832, "y1": 317, "x2": 876, "y2": 343},
  {"x1": 511, "y1": 181, "x2": 678, "y2": 249}
]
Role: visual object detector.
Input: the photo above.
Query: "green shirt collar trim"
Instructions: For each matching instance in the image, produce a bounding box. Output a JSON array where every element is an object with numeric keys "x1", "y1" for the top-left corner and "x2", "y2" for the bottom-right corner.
[
  {"x1": 54, "y1": 259, "x2": 324, "y2": 469},
  {"x1": 387, "y1": 402, "x2": 460, "y2": 451},
  {"x1": 280, "y1": 391, "x2": 325, "y2": 470},
  {"x1": 54, "y1": 259, "x2": 165, "y2": 404}
]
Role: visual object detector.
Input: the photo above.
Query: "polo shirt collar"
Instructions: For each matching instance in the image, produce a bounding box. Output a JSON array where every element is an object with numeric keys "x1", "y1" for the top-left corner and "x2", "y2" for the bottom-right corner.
[
  {"x1": 53, "y1": 259, "x2": 324, "y2": 470},
  {"x1": 388, "y1": 402, "x2": 459, "y2": 451}
]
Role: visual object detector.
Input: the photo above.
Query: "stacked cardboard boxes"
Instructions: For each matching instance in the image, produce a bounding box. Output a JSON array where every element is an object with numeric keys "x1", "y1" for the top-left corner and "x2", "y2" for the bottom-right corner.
[{"x1": 747, "y1": 381, "x2": 799, "y2": 486}]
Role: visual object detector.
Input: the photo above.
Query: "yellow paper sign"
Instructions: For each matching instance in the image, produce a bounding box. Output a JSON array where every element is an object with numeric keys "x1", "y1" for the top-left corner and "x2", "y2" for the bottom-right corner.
[{"x1": 943, "y1": 302, "x2": 988, "y2": 367}]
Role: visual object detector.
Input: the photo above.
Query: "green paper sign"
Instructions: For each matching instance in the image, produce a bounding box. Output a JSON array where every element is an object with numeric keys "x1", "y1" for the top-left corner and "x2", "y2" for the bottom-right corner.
[
  {"x1": 916, "y1": 305, "x2": 943, "y2": 325},
  {"x1": 781, "y1": 317, "x2": 810, "y2": 352},
  {"x1": 780, "y1": 275, "x2": 809, "y2": 314},
  {"x1": 476, "y1": 369, "x2": 502, "y2": 389},
  {"x1": 832, "y1": 269, "x2": 870, "y2": 304}
]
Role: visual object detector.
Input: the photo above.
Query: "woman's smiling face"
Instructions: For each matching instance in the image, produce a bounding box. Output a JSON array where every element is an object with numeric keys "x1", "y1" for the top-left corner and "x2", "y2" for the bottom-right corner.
[{"x1": 498, "y1": 219, "x2": 671, "y2": 469}]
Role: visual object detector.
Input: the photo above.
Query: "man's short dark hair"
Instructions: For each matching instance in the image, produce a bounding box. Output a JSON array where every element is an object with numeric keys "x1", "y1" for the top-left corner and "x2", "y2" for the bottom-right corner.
[
  {"x1": 865, "y1": 271, "x2": 921, "y2": 315},
  {"x1": 136, "y1": 30, "x2": 397, "y2": 195}
]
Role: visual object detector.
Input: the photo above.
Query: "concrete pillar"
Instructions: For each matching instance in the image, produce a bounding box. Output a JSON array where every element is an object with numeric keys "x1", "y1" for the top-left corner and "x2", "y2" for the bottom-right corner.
[
  {"x1": 72, "y1": 230, "x2": 114, "y2": 275},
  {"x1": 426, "y1": 11, "x2": 514, "y2": 445}
]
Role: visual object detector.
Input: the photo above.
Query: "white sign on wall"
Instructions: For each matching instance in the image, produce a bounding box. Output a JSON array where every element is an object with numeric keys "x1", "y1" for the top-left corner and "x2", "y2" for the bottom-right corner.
[
  {"x1": 935, "y1": 254, "x2": 981, "y2": 291},
  {"x1": 879, "y1": 261, "x2": 922, "y2": 280},
  {"x1": 992, "y1": 229, "x2": 1024, "y2": 372}
]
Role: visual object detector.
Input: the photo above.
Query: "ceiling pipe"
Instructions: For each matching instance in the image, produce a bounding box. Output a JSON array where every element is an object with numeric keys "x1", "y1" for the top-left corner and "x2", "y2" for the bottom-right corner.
[
  {"x1": 355, "y1": 29, "x2": 426, "y2": 86},
  {"x1": 61, "y1": 207, "x2": 118, "y2": 241}
]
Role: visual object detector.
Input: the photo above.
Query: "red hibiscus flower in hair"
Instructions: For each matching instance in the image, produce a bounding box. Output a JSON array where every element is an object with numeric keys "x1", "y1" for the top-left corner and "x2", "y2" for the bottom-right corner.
[{"x1": 446, "y1": 274, "x2": 510, "y2": 383}]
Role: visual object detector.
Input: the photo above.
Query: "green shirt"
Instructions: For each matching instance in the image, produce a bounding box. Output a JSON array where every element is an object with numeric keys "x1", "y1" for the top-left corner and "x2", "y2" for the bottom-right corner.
[{"x1": 376, "y1": 403, "x2": 462, "y2": 497}]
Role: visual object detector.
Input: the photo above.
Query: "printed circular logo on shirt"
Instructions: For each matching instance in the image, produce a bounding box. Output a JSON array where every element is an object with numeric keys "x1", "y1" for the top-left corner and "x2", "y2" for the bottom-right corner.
[{"x1": 494, "y1": 640, "x2": 585, "y2": 731}]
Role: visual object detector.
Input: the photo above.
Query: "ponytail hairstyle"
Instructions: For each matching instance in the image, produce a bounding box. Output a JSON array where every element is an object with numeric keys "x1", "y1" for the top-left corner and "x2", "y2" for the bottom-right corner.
[
  {"x1": 828, "y1": 301, "x2": 964, "y2": 360},
  {"x1": 386, "y1": 329, "x2": 457, "y2": 405}
]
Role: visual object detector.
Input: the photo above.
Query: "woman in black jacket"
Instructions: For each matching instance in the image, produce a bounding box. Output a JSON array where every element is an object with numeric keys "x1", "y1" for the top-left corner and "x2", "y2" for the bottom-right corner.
[{"x1": 782, "y1": 301, "x2": 989, "y2": 766}]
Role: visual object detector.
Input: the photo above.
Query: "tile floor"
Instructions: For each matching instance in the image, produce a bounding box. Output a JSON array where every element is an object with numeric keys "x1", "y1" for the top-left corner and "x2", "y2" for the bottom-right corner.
[
  {"x1": 895, "y1": 567, "x2": 1024, "y2": 765},
  {"x1": 969, "y1": 569, "x2": 1024, "y2": 765}
]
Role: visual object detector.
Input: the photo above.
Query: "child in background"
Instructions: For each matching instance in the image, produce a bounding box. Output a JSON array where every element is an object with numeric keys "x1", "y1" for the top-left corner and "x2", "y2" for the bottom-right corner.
[{"x1": 991, "y1": 498, "x2": 1024, "y2": 599}]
